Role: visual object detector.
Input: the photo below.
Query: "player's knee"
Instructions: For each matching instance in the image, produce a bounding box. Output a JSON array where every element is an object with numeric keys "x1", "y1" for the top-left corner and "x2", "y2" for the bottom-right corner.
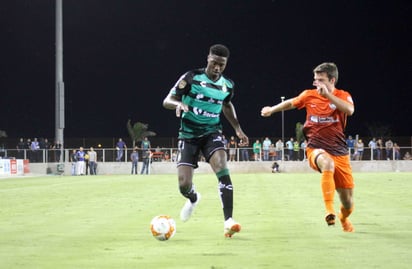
[{"x1": 318, "y1": 155, "x2": 335, "y2": 172}]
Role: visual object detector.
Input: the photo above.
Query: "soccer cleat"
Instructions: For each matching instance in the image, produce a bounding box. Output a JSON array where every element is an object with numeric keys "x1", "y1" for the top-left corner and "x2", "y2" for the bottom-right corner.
[
  {"x1": 224, "y1": 218, "x2": 241, "y2": 238},
  {"x1": 339, "y1": 213, "x2": 354, "y2": 232},
  {"x1": 325, "y1": 213, "x2": 336, "y2": 226},
  {"x1": 180, "y1": 193, "x2": 201, "y2": 222}
]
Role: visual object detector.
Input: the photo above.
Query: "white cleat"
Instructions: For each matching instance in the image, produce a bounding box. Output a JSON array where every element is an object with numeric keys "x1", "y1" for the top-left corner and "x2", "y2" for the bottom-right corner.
[
  {"x1": 224, "y1": 217, "x2": 241, "y2": 238},
  {"x1": 180, "y1": 193, "x2": 201, "y2": 222}
]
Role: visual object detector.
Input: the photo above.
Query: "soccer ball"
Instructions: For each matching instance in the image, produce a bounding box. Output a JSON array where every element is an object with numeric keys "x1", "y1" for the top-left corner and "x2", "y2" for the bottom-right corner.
[{"x1": 150, "y1": 215, "x2": 176, "y2": 241}]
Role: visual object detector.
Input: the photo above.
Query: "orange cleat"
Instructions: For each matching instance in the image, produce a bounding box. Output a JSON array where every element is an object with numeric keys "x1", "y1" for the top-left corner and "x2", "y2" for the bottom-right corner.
[
  {"x1": 339, "y1": 213, "x2": 354, "y2": 232},
  {"x1": 224, "y1": 218, "x2": 241, "y2": 238}
]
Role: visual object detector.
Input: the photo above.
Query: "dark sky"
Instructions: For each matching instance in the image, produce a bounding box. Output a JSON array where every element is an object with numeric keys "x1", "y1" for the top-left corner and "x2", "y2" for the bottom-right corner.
[{"x1": 1, "y1": 0, "x2": 411, "y2": 141}]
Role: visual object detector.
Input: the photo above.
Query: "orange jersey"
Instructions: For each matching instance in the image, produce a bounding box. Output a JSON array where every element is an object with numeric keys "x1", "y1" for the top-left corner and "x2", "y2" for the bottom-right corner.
[{"x1": 292, "y1": 88, "x2": 354, "y2": 156}]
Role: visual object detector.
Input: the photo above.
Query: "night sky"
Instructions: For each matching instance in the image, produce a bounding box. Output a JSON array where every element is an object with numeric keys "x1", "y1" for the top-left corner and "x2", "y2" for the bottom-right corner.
[{"x1": 2, "y1": 0, "x2": 411, "y2": 141}]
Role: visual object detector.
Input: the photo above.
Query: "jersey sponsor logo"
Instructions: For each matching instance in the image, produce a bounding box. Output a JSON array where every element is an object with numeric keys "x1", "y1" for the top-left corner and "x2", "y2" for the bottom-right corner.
[
  {"x1": 178, "y1": 79, "x2": 187, "y2": 89},
  {"x1": 200, "y1": 81, "x2": 207, "y2": 87},
  {"x1": 193, "y1": 107, "x2": 204, "y2": 115},
  {"x1": 309, "y1": 115, "x2": 339, "y2": 123},
  {"x1": 192, "y1": 107, "x2": 219, "y2": 118}
]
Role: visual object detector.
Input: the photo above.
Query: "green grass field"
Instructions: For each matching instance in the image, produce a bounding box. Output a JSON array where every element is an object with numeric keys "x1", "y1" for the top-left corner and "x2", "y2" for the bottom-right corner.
[{"x1": 1, "y1": 172, "x2": 411, "y2": 269}]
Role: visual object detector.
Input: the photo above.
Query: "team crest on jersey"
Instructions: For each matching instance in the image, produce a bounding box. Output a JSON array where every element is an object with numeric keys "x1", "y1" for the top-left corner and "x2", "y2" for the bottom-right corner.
[
  {"x1": 178, "y1": 79, "x2": 187, "y2": 89},
  {"x1": 222, "y1": 82, "x2": 227, "y2": 92}
]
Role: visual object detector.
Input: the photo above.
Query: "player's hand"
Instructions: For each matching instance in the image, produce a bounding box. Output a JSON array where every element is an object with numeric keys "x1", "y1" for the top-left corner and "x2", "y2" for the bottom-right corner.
[
  {"x1": 236, "y1": 129, "x2": 249, "y2": 145},
  {"x1": 176, "y1": 102, "x2": 188, "y2": 117},
  {"x1": 261, "y1": 106, "x2": 273, "y2": 117},
  {"x1": 313, "y1": 81, "x2": 329, "y2": 97}
]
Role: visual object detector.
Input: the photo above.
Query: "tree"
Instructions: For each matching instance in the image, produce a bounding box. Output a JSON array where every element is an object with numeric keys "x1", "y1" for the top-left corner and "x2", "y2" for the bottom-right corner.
[
  {"x1": 295, "y1": 122, "x2": 304, "y2": 143},
  {"x1": 366, "y1": 122, "x2": 392, "y2": 139},
  {"x1": 126, "y1": 120, "x2": 156, "y2": 148},
  {"x1": 0, "y1": 130, "x2": 7, "y2": 138}
]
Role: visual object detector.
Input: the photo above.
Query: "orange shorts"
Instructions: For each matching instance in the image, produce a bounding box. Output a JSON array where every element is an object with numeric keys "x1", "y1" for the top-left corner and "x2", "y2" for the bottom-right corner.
[{"x1": 306, "y1": 148, "x2": 354, "y2": 189}]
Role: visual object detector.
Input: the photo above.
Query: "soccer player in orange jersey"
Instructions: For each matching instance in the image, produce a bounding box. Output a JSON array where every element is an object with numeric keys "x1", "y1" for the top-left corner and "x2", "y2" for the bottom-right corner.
[{"x1": 260, "y1": 62, "x2": 355, "y2": 232}]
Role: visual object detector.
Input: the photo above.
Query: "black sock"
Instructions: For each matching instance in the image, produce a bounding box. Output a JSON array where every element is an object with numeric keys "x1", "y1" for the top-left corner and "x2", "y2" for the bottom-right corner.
[
  {"x1": 179, "y1": 184, "x2": 197, "y2": 203},
  {"x1": 217, "y1": 170, "x2": 233, "y2": 221}
]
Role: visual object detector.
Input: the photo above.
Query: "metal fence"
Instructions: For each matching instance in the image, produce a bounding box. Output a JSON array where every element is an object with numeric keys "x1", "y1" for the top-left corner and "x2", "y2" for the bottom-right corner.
[{"x1": 1, "y1": 146, "x2": 411, "y2": 163}]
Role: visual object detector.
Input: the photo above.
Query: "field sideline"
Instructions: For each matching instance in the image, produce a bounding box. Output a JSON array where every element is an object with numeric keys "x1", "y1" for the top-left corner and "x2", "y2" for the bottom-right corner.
[{"x1": 1, "y1": 172, "x2": 411, "y2": 269}]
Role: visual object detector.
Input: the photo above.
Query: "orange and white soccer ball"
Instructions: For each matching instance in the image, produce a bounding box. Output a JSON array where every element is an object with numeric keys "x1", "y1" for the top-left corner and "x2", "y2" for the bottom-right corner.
[{"x1": 150, "y1": 215, "x2": 176, "y2": 241}]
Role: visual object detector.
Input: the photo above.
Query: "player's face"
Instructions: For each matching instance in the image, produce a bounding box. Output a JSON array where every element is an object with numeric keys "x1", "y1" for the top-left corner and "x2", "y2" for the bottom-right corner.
[
  {"x1": 206, "y1": 54, "x2": 227, "y2": 81},
  {"x1": 313, "y1": 72, "x2": 336, "y2": 92},
  {"x1": 313, "y1": 72, "x2": 335, "y2": 88}
]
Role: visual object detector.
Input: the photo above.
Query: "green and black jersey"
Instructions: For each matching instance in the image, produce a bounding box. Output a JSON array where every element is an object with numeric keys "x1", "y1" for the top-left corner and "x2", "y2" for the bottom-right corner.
[{"x1": 170, "y1": 68, "x2": 235, "y2": 139}]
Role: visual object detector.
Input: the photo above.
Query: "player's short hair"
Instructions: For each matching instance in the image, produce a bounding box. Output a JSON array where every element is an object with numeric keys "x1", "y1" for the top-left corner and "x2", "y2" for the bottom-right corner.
[
  {"x1": 313, "y1": 62, "x2": 339, "y2": 84},
  {"x1": 209, "y1": 44, "x2": 230, "y2": 58}
]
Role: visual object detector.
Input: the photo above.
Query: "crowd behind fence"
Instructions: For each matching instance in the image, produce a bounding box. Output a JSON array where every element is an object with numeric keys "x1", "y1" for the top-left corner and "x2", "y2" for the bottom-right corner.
[{"x1": 1, "y1": 146, "x2": 411, "y2": 164}]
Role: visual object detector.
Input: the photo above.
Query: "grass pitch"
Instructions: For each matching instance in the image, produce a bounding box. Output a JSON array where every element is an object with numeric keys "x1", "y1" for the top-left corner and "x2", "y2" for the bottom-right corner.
[{"x1": 1, "y1": 172, "x2": 411, "y2": 269}]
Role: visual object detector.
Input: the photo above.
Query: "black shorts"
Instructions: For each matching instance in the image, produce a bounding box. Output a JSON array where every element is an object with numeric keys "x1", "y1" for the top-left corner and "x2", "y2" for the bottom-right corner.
[{"x1": 177, "y1": 132, "x2": 226, "y2": 168}]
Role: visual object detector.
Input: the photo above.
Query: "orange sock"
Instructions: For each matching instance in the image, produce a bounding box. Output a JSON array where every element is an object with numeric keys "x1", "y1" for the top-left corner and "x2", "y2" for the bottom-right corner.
[
  {"x1": 340, "y1": 205, "x2": 354, "y2": 220},
  {"x1": 321, "y1": 171, "x2": 335, "y2": 214}
]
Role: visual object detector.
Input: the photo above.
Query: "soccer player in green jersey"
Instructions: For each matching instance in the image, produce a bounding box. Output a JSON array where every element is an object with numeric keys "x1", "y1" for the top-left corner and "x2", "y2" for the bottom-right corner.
[{"x1": 163, "y1": 44, "x2": 248, "y2": 237}]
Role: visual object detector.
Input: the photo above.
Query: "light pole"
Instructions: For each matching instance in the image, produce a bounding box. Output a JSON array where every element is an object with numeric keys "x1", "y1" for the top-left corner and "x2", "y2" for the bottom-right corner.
[{"x1": 281, "y1": 96, "x2": 285, "y2": 161}]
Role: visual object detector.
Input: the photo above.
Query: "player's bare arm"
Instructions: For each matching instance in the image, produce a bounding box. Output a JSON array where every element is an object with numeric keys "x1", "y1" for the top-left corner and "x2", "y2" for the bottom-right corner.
[
  {"x1": 222, "y1": 101, "x2": 248, "y2": 144},
  {"x1": 260, "y1": 99, "x2": 295, "y2": 117},
  {"x1": 163, "y1": 92, "x2": 189, "y2": 117},
  {"x1": 313, "y1": 81, "x2": 354, "y2": 116}
]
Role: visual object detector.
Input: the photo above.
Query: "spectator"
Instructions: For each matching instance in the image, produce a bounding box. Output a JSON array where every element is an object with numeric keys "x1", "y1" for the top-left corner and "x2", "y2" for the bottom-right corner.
[
  {"x1": 253, "y1": 139, "x2": 261, "y2": 161},
  {"x1": 393, "y1": 143, "x2": 400, "y2": 160},
  {"x1": 271, "y1": 161, "x2": 280, "y2": 173},
  {"x1": 376, "y1": 138, "x2": 383, "y2": 160},
  {"x1": 286, "y1": 138, "x2": 294, "y2": 161},
  {"x1": 130, "y1": 147, "x2": 139, "y2": 174},
  {"x1": 88, "y1": 147, "x2": 97, "y2": 175},
  {"x1": 346, "y1": 135, "x2": 355, "y2": 156},
  {"x1": 84, "y1": 152, "x2": 90, "y2": 175},
  {"x1": 140, "y1": 149, "x2": 153, "y2": 174},
  {"x1": 385, "y1": 139, "x2": 393, "y2": 160},
  {"x1": 30, "y1": 138, "x2": 40, "y2": 163},
  {"x1": 238, "y1": 139, "x2": 249, "y2": 161},
  {"x1": 116, "y1": 138, "x2": 127, "y2": 162},
  {"x1": 293, "y1": 140, "x2": 300, "y2": 161},
  {"x1": 368, "y1": 138, "x2": 377, "y2": 160},
  {"x1": 16, "y1": 138, "x2": 25, "y2": 159},
  {"x1": 403, "y1": 152, "x2": 412, "y2": 160},
  {"x1": 53, "y1": 140, "x2": 63, "y2": 162},
  {"x1": 26, "y1": 138, "x2": 32, "y2": 162},
  {"x1": 275, "y1": 139, "x2": 283, "y2": 161},
  {"x1": 262, "y1": 137, "x2": 271, "y2": 161},
  {"x1": 171, "y1": 151, "x2": 178, "y2": 162},
  {"x1": 70, "y1": 149, "x2": 77, "y2": 176},
  {"x1": 141, "y1": 137, "x2": 151, "y2": 150},
  {"x1": 76, "y1": 147, "x2": 86, "y2": 175},
  {"x1": 353, "y1": 139, "x2": 364, "y2": 160},
  {"x1": 228, "y1": 136, "x2": 237, "y2": 161},
  {"x1": 300, "y1": 140, "x2": 307, "y2": 161},
  {"x1": 269, "y1": 143, "x2": 276, "y2": 161}
]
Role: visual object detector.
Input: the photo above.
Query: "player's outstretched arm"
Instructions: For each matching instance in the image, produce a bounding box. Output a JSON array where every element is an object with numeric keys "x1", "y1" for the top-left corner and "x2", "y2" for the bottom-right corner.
[{"x1": 261, "y1": 99, "x2": 295, "y2": 117}]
